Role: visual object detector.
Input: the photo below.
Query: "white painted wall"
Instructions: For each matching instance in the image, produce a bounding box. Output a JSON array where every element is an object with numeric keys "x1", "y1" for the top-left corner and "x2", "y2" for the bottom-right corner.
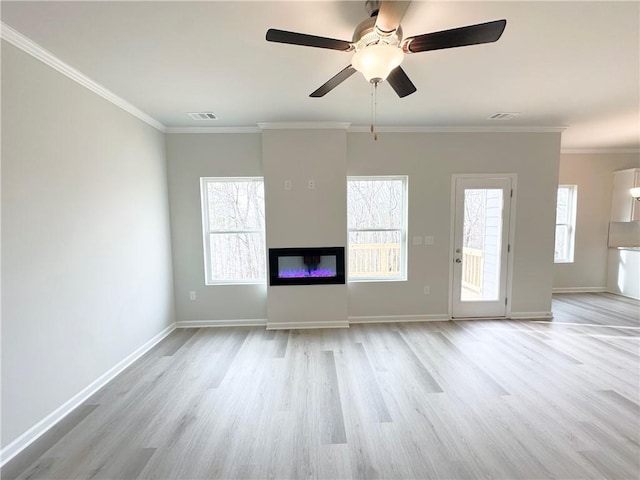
[
  {"x1": 166, "y1": 130, "x2": 561, "y2": 322},
  {"x1": 262, "y1": 128, "x2": 348, "y2": 328},
  {"x1": 553, "y1": 153, "x2": 640, "y2": 291},
  {"x1": 1, "y1": 42, "x2": 175, "y2": 448},
  {"x1": 348, "y1": 132, "x2": 561, "y2": 318},
  {"x1": 165, "y1": 133, "x2": 267, "y2": 322}
]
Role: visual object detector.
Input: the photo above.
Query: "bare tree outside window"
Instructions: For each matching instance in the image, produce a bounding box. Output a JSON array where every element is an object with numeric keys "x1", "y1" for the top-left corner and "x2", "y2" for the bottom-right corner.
[
  {"x1": 463, "y1": 189, "x2": 487, "y2": 250},
  {"x1": 347, "y1": 177, "x2": 407, "y2": 280},
  {"x1": 201, "y1": 178, "x2": 266, "y2": 283}
]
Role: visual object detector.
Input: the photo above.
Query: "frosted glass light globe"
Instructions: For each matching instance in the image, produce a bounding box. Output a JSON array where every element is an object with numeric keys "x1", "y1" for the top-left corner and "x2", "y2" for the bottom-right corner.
[{"x1": 352, "y1": 44, "x2": 404, "y2": 83}]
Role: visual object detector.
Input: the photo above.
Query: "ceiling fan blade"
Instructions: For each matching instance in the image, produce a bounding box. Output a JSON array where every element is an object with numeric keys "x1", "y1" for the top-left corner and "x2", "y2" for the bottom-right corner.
[
  {"x1": 402, "y1": 19, "x2": 507, "y2": 53},
  {"x1": 266, "y1": 29, "x2": 352, "y2": 51},
  {"x1": 310, "y1": 65, "x2": 357, "y2": 97},
  {"x1": 375, "y1": 1, "x2": 412, "y2": 35},
  {"x1": 387, "y1": 66, "x2": 417, "y2": 98}
]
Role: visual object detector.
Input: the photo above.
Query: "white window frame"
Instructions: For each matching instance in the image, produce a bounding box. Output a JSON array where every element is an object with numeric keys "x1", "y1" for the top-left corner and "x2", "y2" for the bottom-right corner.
[
  {"x1": 555, "y1": 185, "x2": 578, "y2": 263},
  {"x1": 200, "y1": 177, "x2": 266, "y2": 285},
  {"x1": 347, "y1": 175, "x2": 408, "y2": 282}
]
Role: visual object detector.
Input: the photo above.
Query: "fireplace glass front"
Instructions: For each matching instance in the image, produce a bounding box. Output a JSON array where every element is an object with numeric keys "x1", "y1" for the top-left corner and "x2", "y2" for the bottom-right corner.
[{"x1": 269, "y1": 247, "x2": 345, "y2": 286}]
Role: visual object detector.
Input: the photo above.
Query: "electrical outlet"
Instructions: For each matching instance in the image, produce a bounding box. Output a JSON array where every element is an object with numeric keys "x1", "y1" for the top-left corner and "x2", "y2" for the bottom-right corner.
[
  {"x1": 284, "y1": 180, "x2": 292, "y2": 190},
  {"x1": 424, "y1": 286, "x2": 430, "y2": 295},
  {"x1": 308, "y1": 179, "x2": 315, "y2": 190},
  {"x1": 189, "y1": 291, "x2": 196, "y2": 301}
]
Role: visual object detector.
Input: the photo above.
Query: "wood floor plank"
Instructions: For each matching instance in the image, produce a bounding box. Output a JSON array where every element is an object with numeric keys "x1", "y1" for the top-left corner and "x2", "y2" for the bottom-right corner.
[{"x1": 6, "y1": 292, "x2": 639, "y2": 479}]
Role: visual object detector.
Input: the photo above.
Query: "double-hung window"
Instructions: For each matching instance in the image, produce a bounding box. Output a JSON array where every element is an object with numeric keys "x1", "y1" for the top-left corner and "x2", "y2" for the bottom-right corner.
[
  {"x1": 347, "y1": 176, "x2": 408, "y2": 281},
  {"x1": 555, "y1": 185, "x2": 577, "y2": 263},
  {"x1": 200, "y1": 177, "x2": 266, "y2": 284}
]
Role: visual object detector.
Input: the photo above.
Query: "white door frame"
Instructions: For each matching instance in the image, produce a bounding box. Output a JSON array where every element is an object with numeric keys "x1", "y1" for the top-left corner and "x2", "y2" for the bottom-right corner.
[{"x1": 448, "y1": 174, "x2": 517, "y2": 319}]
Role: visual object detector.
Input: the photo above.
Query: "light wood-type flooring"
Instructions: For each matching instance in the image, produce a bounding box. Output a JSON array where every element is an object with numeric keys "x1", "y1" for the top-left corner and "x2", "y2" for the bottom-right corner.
[{"x1": 4, "y1": 293, "x2": 639, "y2": 479}]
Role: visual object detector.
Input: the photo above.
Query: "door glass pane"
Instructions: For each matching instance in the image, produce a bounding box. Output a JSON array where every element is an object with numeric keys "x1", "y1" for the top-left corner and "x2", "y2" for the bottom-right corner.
[{"x1": 460, "y1": 189, "x2": 503, "y2": 301}]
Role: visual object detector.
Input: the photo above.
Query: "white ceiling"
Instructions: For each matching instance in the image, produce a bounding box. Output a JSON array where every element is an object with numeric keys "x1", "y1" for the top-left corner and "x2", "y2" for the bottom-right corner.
[{"x1": 2, "y1": 1, "x2": 639, "y2": 150}]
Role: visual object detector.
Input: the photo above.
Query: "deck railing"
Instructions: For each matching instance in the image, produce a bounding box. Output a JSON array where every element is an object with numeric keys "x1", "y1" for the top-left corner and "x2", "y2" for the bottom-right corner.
[
  {"x1": 462, "y1": 247, "x2": 483, "y2": 293},
  {"x1": 349, "y1": 243, "x2": 401, "y2": 277}
]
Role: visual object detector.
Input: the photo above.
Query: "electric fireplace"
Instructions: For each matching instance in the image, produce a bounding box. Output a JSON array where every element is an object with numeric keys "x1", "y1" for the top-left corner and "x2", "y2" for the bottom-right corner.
[{"x1": 269, "y1": 247, "x2": 345, "y2": 286}]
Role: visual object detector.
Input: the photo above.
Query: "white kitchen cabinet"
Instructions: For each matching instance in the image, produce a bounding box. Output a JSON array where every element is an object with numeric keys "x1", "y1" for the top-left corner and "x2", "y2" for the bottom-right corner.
[{"x1": 610, "y1": 168, "x2": 640, "y2": 222}]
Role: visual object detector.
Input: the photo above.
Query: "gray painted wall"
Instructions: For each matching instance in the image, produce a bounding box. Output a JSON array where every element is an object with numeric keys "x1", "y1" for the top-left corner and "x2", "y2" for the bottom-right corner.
[
  {"x1": 554, "y1": 153, "x2": 640, "y2": 292},
  {"x1": 262, "y1": 129, "x2": 348, "y2": 328},
  {"x1": 165, "y1": 133, "x2": 267, "y2": 322},
  {"x1": 347, "y1": 132, "x2": 561, "y2": 317},
  {"x1": 167, "y1": 130, "x2": 561, "y2": 322},
  {"x1": 1, "y1": 42, "x2": 175, "y2": 448}
]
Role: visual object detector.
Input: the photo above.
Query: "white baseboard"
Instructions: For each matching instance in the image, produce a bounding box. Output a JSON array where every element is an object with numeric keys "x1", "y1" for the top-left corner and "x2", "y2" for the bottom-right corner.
[
  {"x1": 176, "y1": 318, "x2": 267, "y2": 328},
  {"x1": 266, "y1": 321, "x2": 349, "y2": 330},
  {"x1": 605, "y1": 289, "x2": 640, "y2": 300},
  {"x1": 509, "y1": 311, "x2": 554, "y2": 320},
  {"x1": 552, "y1": 287, "x2": 607, "y2": 293},
  {"x1": 349, "y1": 313, "x2": 450, "y2": 324},
  {"x1": 0, "y1": 323, "x2": 176, "y2": 468}
]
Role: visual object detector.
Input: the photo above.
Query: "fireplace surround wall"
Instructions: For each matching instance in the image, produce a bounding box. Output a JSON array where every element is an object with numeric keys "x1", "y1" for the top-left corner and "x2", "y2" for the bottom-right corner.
[
  {"x1": 262, "y1": 127, "x2": 348, "y2": 329},
  {"x1": 269, "y1": 247, "x2": 345, "y2": 286}
]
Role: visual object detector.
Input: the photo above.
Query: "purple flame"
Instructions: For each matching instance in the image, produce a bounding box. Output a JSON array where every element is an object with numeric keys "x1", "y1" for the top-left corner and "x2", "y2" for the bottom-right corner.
[{"x1": 279, "y1": 268, "x2": 336, "y2": 278}]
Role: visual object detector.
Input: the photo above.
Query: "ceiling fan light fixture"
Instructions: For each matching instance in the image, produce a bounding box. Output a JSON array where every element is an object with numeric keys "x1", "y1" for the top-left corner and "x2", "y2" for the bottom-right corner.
[{"x1": 352, "y1": 43, "x2": 404, "y2": 83}]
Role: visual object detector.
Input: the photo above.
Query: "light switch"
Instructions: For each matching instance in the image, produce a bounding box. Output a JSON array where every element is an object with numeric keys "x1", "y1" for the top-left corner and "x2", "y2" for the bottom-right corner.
[
  {"x1": 424, "y1": 235, "x2": 434, "y2": 245},
  {"x1": 284, "y1": 180, "x2": 292, "y2": 190},
  {"x1": 412, "y1": 236, "x2": 423, "y2": 246}
]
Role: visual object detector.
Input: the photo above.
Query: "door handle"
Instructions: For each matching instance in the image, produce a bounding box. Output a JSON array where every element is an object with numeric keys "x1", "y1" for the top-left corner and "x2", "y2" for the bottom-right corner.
[{"x1": 455, "y1": 258, "x2": 462, "y2": 263}]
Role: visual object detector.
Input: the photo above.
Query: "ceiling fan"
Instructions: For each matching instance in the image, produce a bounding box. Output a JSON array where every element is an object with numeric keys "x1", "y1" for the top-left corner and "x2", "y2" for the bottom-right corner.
[{"x1": 266, "y1": 0, "x2": 506, "y2": 98}]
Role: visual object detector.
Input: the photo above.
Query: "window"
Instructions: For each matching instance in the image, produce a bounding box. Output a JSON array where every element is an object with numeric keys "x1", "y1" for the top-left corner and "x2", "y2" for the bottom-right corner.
[
  {"x1": 200, "y1": 177, "x2": 266, "y2": 284},
  {"x1": 555, "y1": 185, "x2": 577, "y2": 263},
  {"x1": 347, "y1": 176, "x2": 408, "y2": 281}
]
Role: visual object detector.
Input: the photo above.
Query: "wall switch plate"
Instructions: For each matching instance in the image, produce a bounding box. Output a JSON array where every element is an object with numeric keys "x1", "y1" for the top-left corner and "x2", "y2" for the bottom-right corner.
[
  {"x1": 424, "y1": 286, "x2": 430, "y2": 295},
  {"x1": 284, "y1": 180, "x2": 292, "y2": 190},
  {"x1": 308, "y1": 179, "x2": 315, "y2": 190},
  {"x1": 189, "y1": 291, "x2": 196, "y2": 301},
  {"x1": 424, "y1": 235, "x2": 434, "y2": 245},
  {"x1": 412, "y1": 235, "x2": 423, "y2": 246}
]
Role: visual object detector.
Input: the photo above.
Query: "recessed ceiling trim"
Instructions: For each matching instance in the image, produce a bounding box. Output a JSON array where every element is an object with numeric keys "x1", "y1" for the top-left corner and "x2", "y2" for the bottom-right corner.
[
  {"x1": 166, "y1": 127, "x2": 262, "y2": 134},
  {"x1": 347, "y1": 125, "x2": 567, "y2": 133},
  {"x1": 0, "y1": 22, "x2": 166, "y2": 132},
  {"x1": 165, "y1": 125, "x2": 569, "y2": 134},
  {"x1": 258, "y1": 122, "x2": 352, "y2": 130}
]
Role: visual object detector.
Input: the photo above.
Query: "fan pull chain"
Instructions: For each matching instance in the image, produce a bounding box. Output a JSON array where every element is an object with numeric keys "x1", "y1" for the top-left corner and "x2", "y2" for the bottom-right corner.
[{"x1": 370, "y1": 81, "x2": 378, "y2": 141}]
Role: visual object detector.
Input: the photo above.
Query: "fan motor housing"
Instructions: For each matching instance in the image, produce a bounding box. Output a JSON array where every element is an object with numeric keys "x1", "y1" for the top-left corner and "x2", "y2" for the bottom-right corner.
[{"x1": 352, "y1": 16, "x2": 403, "y2": 45}]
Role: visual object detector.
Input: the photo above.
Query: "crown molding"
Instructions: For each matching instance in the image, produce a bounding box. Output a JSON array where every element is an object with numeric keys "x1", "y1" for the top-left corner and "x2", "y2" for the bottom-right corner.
[
  {"x1": 560, "y1": 148, "x2": 640, "y2": 154},
  {"x1": 1, "y1": 22, "x2": 166, "y2": 132},
  {"x1": 166, "y1": 124, "x2": 572, "y2": 135},
  {"x1": 165, "y1": 126, "x2": 262, "y2": 134},
  {"x1": 347, "y1": 125, "x2": 568, "y2": 133},
  {"x1": 258, "y1": 121, "x2": 352, "y2": 130}
]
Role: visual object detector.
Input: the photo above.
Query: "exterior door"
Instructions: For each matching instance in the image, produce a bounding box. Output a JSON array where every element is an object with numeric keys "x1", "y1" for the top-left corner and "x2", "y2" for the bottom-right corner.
[{"x1": 451, "y1": 176, "x2": 513, "y2": 318}]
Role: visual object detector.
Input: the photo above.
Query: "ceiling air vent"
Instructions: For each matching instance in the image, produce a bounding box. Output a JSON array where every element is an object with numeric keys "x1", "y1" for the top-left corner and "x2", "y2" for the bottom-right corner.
[
  {"x1": 188, "y1": 112, "x2": 217, "y2": 120},
  {"x1": 488, "y1": 112, "x2": 519, "y2": 120}
]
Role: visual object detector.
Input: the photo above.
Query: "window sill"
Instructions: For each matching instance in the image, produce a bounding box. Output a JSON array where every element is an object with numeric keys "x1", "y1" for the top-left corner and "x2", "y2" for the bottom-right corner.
[{"x1": 348, "y1": 277, "x2": 408, "y2": 283}]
